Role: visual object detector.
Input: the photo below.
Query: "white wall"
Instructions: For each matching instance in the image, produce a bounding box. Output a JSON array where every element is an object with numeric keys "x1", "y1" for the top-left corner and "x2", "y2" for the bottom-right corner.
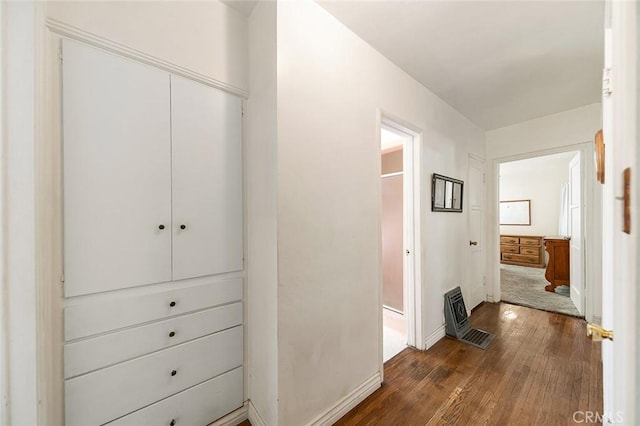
[
  {"x1": 499, "y1": 152, "x2": 575, "y2": 236},
  {"x1": 246, "y1": 2, "x2": 278, "y2": 425},
  {"x1": 46, "y1": 0, "x2": 249, "y2": 93},
  {"x1": 485, "y1": 104, "x2": 602, "y2": 322},
  {"x1": 275, "y1": 1, "x2": 484, "y2": 424},
  {"x1": 2, "y1": 3, "x2": 38, "y2": 425},
  {"x1": 486, "y1": 103, "x2": 601, "y2": 159}
]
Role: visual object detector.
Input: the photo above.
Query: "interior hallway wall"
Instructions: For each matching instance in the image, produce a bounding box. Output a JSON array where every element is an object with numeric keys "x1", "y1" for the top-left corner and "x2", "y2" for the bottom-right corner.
[
  {"x1": 246, "y1": 1, "x2": 278, "y2": 424},
  {"x1": 499, "y1": 152, "x2": 575, "y2": 237},
  {"x1": 276, "y1": 1, "x2": 484, "y2": 424}
]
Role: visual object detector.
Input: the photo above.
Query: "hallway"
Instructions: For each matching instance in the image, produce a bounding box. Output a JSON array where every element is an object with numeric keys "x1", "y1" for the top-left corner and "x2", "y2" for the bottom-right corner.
[{"x1": 335, "y1": 303, "x2": 602, "y2": 425}]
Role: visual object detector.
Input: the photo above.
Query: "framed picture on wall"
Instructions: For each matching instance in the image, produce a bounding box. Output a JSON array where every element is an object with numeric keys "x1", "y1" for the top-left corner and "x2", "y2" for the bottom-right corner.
[
  {"x1": 432, "y1": 174, "x2": 463, "y2": 212},
  {"x1": 499, "y1": 199, "x2": 531, "y2": 225}
]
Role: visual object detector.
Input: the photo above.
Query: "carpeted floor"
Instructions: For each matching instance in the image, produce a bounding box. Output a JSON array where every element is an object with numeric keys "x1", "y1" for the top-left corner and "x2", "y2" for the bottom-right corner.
[{"x1": 501, "y1": 264, "x2": 581, "y2": 317}]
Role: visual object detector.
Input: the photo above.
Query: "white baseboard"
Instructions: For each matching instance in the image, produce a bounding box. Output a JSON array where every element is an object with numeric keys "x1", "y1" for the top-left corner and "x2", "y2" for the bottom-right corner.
[
  {"x1": 306, "y1": 372, "x2": 382, "y2": 426},
  {"x1": 209, "y1": 402, "x2": 248, "y2": 426},
  {"x1": 425, "y1": 325, "x2": 446, "y2": 349},
  {"x1": 248, "y1": 400, "x2": 268, "y2": 426}
]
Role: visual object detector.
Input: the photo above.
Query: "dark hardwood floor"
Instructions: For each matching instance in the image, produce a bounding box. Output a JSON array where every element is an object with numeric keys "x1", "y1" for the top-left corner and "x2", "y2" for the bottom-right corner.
[{"x1": 240, "y1": 302, "x2": 602, "y2": 425}]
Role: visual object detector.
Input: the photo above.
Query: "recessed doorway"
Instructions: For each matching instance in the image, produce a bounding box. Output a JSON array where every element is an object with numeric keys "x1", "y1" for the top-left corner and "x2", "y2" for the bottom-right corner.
[{"x1": 380, "y1": 125, "x2": 413, "y2": 362}]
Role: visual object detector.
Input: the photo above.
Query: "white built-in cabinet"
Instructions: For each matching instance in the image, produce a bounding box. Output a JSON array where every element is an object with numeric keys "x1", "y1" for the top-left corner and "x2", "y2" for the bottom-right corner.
[{"x1": 61, "y1": 39, "x2": 244, "y2": 426}]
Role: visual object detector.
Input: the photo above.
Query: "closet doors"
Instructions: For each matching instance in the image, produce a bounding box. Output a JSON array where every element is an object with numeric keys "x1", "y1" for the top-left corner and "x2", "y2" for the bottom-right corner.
[
  {"x1": 171, "y1": 77, "x2": 243, "y2": 280},
  {"x1": 63, "y1": 41, "x2": 172, "y2": 297},
  {"x1": 62, "y1": 41, "x2": 243, "y2": 296}
]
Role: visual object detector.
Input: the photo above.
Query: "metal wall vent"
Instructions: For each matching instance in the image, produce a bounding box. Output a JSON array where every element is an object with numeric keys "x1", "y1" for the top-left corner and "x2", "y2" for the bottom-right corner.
[{"x1": 444, "y1": 286, "x2": 495, "y2": 349}]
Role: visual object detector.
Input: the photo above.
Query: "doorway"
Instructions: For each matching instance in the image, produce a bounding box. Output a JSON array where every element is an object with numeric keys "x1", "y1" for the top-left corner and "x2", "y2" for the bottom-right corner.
[
  {"x1": 379, "y1": 118, "x2": 421, "y2": 363},
  {"x1": 496, "y1": 148, "x2": 596, "y2": 319}
]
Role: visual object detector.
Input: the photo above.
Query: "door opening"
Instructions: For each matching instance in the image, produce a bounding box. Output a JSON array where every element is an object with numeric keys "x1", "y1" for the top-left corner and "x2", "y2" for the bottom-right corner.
[
  {"x1": 381, "y1": 127, "x2": 407, "y2": 362},
  {"x1": 379, "y1": 118, "x2": 421, "y2": 363},
  {"x1": 495, "y1": 148, "x2": 593, "y2": 319}
]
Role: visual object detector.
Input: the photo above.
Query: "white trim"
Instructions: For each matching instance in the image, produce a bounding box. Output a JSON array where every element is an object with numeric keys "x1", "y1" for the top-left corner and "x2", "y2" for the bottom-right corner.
[
  {"x1": 425, "y1": 325, "x2": 446, "y2": 349},
  {"x1": 209, "y1": 403, "x2": 249, "y2": 426},
  {"x1": 305, "y1": 373, "x2": 382, "y2": 426},
  {"x1": 247, "y1": 400, "x2": 267, "y2": 426},
  {"x1": 44, "y1": 18, "x2": 249, "y2": 99},
  {"x1": 381, "y1": 171, "x2": 403, "y2": 179}
]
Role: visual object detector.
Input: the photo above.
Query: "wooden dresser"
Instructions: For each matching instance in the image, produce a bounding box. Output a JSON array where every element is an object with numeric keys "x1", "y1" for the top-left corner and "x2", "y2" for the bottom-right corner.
[
  {"x1": 500, "y1": 235, "x2": 545, "y2": 268},
  {"x1": 544, "y1": 237, "x2": 570, "y2": 292}
]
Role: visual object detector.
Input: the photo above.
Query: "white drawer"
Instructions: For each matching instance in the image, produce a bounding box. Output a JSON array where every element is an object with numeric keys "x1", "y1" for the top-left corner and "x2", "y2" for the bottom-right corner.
[
  {"x1": 65, "y1": 302, "x2": 242, "y2": 378},
  {"x1": 65, "y1": 326, "x2": 243, "y2": 426},
  {"x1": 106, "y1": 367, "x2": 243, "y2": 426},
  {"x1": 65, "y1": 277, "x2": 242, "y2": 340}
]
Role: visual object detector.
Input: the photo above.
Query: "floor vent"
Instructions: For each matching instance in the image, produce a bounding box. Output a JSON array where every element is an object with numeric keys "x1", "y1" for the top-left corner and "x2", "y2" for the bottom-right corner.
[{"x1": 444, "y1": 286, "x2": 495, "y2": 350}]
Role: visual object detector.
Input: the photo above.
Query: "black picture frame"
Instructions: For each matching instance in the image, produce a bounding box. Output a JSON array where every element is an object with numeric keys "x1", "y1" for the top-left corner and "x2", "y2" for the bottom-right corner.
[{"x1": 432, "y1": 173, "x2": 463, "y2": 212}]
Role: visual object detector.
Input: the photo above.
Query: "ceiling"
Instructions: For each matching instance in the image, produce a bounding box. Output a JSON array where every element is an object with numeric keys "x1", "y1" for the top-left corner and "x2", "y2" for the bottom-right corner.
[
  {"x1": 316, "y1": 1, "x2": 604, "y2": 130},
  {"x1": 223, "y1": 0, "x2": 604, "y2": 131}
]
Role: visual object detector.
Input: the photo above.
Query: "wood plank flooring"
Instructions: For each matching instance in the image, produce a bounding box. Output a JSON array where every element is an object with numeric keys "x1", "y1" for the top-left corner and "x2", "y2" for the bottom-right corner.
[{"x1": 239, "y1": 302, "x2": 602, "y2": 425}]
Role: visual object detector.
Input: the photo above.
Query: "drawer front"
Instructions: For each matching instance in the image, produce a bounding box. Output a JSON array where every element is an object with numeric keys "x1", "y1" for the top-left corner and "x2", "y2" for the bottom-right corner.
[
  {"x1": 65, "y1": 302, "x2": 242, "y2": 379},
  {"x1": 65, "y1": 326, "x2": 243, "y2": 426},
  {"x1": 520, "y1": 247, "x2": 540, "y2": 256},
  {"x1": 502, "y1": 253, "x2": 539, "y2": 264},
  {"x1": 500, "y1": 245, "x2": 519, "y2": 254},
  {"x1": 500, "y1": 236, "x2": 519, "y2": 244},
  {"x1": 106, "y1": 367, "x2": 243, "y2": 426},
  {"x1": 519, "y1": 237, "x2": 540, "y2": 246},
  {"x1": 65, "y1": 277, "x2": 242, "y2": 340}
]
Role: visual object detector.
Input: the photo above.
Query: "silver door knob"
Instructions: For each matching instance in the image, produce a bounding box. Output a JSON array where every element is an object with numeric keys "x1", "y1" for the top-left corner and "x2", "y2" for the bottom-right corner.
[{"x1": 469, "y1": 241, "x2": 478, "y2": 246}]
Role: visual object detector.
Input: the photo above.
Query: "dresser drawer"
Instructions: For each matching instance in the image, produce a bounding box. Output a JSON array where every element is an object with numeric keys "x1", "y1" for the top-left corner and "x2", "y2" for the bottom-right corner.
[
  {"x1": 519, "y1": 237, "x2": 540, "y2": 246},
  {"x1": 65, "y1": 277, "x2": 242, "y2": 340},
  {"x1": 500, "y1": 245, "x2": 519, "y2": 254},
  {"x1": 502, "y1": 253, "x2": 539, "y2": 264},
  {"x1": 106, "y1": 367, "x2": 243, "y2": 426},
  {"x1": 65, "y1": 326, "x2": 243, "y2": 426},
  {"x1": 65, "y1": 302, "x2": 242, "y2": 379},
  {"x1": 500, "y1": 236, "x2": 519, "y2": 244},
  {"x1": 520, "y1": 247, "x2": 540, "y2": 256}
]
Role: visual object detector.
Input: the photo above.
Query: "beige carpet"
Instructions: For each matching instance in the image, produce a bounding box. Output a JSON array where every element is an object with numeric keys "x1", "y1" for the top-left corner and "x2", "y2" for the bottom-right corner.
[{"x1": 500, "y1": 264, "x2": 581, "y2": 317}]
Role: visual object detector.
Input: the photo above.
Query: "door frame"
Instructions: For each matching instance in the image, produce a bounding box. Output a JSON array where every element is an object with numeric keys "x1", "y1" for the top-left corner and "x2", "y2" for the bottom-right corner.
[
  {"x1": 377, "y1": 111, "x2": 423, "y2": 378},
  {"x1": 489, "y1": 142, "x2": 600, "y2": 322}
]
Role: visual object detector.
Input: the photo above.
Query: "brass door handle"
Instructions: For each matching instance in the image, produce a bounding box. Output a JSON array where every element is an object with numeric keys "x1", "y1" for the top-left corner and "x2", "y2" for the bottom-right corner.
[{"x1": 587, "y1": 323, "x2": 614, "y2": 341}]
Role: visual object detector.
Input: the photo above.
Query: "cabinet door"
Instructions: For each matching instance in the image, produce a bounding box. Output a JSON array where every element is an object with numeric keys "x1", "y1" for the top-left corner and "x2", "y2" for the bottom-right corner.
[
  {"x1": 171, "y1": 76, "x2": 243, "y2": 280},
  {"x1": 62, "y1": 40, "x2": 172, "y2": 297}
]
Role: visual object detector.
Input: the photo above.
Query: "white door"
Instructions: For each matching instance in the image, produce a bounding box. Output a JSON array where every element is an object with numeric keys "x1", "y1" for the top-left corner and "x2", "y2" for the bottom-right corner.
[
  {"x1": 171, "y1": 76, "x2": 243, "y2": 280},
  {"x1": 62, "y1": 40, "x2": 172, "y2": 297},
  {"x1": 569, "y1": 153, "x2": 583, "y2": 314},
  {"x1": 467, "y1": 155, "x2": 485, "y2": 309},
  {"x1": 601, "y1": 1, "x2": 637, "y2": 423}
]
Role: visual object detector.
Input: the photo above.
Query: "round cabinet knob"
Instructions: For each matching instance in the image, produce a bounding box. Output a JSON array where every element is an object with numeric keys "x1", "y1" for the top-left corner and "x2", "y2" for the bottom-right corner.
[
  {"x1": 169, "y1": 331, "x2": 176, "y2": 337},
  {"x1": 180, "y1": 224, "x2": 186, "y2": 230},
  {"x1": 158, "y1": 224, "x2": 165, "y2": 230},
  {"x1": 170, "y1": 420, "x2": 176, "y2": 426},
  {"x1": 169, "y1": 301, "x2": 176, "y2": 307},
  {"x1": 171, "y1": 369, "x2": 177, "y2": 377}
]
